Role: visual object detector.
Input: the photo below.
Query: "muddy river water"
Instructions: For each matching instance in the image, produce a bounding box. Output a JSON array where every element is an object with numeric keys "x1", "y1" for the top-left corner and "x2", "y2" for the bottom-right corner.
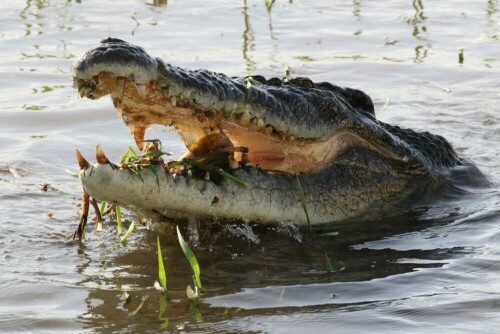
[{"x1": 0, "y1": 1, "x2": 499, "y2": 333}]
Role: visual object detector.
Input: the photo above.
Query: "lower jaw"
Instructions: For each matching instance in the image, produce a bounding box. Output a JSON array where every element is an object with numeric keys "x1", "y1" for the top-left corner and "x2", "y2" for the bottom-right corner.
[{"x1": 79, "y1": 160, "x2": 312, "y2": 225}]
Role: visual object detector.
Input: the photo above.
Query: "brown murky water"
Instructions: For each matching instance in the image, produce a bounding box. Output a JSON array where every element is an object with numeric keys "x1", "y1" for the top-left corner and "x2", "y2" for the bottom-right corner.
[{"x1": 0, "y1": 1, "x2": 499, "y2": 333}]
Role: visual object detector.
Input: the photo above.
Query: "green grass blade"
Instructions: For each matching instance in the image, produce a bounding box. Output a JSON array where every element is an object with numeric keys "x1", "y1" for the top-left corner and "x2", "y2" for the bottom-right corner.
[
  {"x1": 286, "y1": 153, "x2": 313, "y2": 233},
  {"x1": 128, "y1": 145, "x2": 139, "y2": 158},
  {"x1": 325, "y1": 252, "x2": 334, "y2": 273},
  {"x1": 120, "y1": 221, "x2": 135, "y2": 244},
  {"x1": 295, "y1": 173, "x2": 312, "y2": 234},
  {"x1": 142, "y1": 150, "x2": 170, "y2": 159},
  {"x1": 119, "y1": 150, "x2": 130, "y2": 164},
  {"x1": 116, "y1": 205, "x2": 123, "y2": 235},
  {"x1": 128, "y1": 165, "x2": 145, "y2": 183},
  {"x1": 99, "y1": 201, "x2": 107, "y2": 215},
  {"x1": 182, "y1": 158, "x2": 249, "y2": 187},
  {"x1": 95, "y1": 201, "x2": 106, "y2": 232},
  {"x1": 176, "y1": 226, "x2": 202, "y2": 290},
  {"x1": 157, "y1": 236, "x2": 168, "y2": 293},
  {"x1": 317, "y1": 231, "x2": 339, "y2": 237},
  {"x1": 218, "y1": 170, "x2": 250, "y2": 188},
  {"x1": 148, "y1": 165, "x2": 160, "y2": 188}
]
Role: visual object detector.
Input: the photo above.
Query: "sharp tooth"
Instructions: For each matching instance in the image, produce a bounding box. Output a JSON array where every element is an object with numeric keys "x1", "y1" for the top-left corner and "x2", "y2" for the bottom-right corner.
[
  {"x1": 95, "y1": 144, "x2": 110, "y2": 164},
  {"x1": 126, "y1": 122, "x2": 146, "y2": 150},
  {"x1": 171, "y1": 96, "x2": 177, "y2": 107},
  {"x1": 133, "y1": 126, "x2": 146, "y2": 151},
  {"x1": 204, "y1": 171, "x2": 210, "y2": 181},
  {"x1": 113, "y1": 98, "x2": 123, "y2": 116},
  {"x1": 75, "y1": 149, "x2": 90, "y2": 169},
  {"x1": 186, "y1": 169, "x2": 192, "y2": 178},
  {"x1": 135, "y1": 83, "x2": 146, "y2": 98},
  {"x1": 264, "y1": 124, "x2": 273, "y2": 135},
  {"x1": 240, "y1": 153, "x2": 253, "y2": 167},
  {"x1": 79, "y1": 87, "x2": 86, "y2": 98},
  {"x1": 229, "y1": 155, "x2": 239, "y2": 169},
  {"x1": 75, "y1": 78, "x2": 84, "y2": 87},
  {"x1": 241, "y1": 153, "x2": 250, "y2": 165},
  {"x1": 240, "y1": 112, "x2": 251, "y2": 123},
  {"x1": 116, "y1": 77, "x2": 126, "y2": 98},
  {"x1": 257, "y1": 118, "x2": 265, "y2": 128}
]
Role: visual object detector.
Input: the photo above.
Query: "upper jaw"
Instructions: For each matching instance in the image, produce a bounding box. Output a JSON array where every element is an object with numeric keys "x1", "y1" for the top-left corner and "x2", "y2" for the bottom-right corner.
[
  {"x1": 72, "y1": 38, "x2": 353, "y2": 139},
  {"x1": 72, "y1": 37, "x2": 159, "y2": 84},
  {"x1": 72, "y1": 38, "x2": 417, "y2": 174}
]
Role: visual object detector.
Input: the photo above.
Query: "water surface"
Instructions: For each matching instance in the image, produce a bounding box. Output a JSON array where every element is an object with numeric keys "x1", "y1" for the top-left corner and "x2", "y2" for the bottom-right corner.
[{"x1": 0, "y1": 1, "x2": 499, "y2": 333}]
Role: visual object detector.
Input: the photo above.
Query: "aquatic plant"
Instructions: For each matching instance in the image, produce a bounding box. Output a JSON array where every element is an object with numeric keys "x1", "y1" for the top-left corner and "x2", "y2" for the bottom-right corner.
[
  {"x1": 325, "y1": 252, "x2": 334, "y2": 273},
  {"x1": 120, "y1": 221, "x2": 135, "y2": 244},
  {"x1": 156, "y1": 236, "x2": 168, "y2": 295},
  {"x1": 119, "y1": 143, "x2": 248, "y2": 188},
  {"x1": 182, "y1": 158, "x2": 249, "y2": 188},
  {"x1": 158, "y1": 295, "x2": 169, "y2": 329},
  {"x1": 458, "y1": 49, "x2": 464, "y2": 64},
  {"x1": 119, "y1": 144, "x2": 169, "y2": 185},
  {"x1": 176, "y1": 226, "x2": 202, "y2": 300},
  {"x1": 264, "y1": 0, "x2": 276, "y2": 13},
  {"x1": 295, "y1": 172, "x2": 313, "y2": 234},
  {"x1": 116, "y1": 205, "x2": 123, "y2": 235}
]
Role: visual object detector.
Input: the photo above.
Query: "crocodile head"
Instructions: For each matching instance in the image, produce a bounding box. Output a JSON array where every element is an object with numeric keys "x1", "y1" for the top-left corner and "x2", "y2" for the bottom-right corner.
[{"x1": 72, "y1": 38, "x2": 462, "y2": 225}]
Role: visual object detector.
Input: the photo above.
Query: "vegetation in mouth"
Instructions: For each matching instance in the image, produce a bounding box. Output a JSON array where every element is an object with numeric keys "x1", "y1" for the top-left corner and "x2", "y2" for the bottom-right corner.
[
  {"x1": 72, "y1": 138, "x2": 252, "y2": 241},
  {"x1": 118, "y1": 139, "x2": 251, "y2": 188},
  {"x1": 73, "y1": 66, "x2": 361, "y2": 176}
]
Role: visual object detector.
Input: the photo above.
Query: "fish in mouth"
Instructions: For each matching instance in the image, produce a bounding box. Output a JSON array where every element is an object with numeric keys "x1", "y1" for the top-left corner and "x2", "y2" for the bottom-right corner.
[{"x1": 71, "y1": 37, "x2": 469, "y2": 238}]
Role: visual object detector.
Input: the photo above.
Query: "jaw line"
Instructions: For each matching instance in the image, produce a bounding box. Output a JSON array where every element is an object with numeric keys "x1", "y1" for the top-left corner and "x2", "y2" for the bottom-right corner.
[{"x1": 74, "y1": 71, "x2": 408, "y2": 176}]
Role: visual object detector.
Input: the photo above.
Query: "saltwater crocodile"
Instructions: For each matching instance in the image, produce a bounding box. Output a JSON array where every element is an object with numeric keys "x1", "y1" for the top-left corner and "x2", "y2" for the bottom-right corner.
[{"x1": 72, "y1": 38, "x2": 473, "y2": 229}]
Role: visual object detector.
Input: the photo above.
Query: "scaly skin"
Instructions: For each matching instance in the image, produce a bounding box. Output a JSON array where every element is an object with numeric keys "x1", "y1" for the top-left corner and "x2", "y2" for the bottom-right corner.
[{"x1": 72, "y1": 38, "x2": 465, "y2": 225}]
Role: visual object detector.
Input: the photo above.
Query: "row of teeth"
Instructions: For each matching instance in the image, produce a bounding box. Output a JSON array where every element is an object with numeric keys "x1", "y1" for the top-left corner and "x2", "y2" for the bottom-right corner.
[
  {"x1": 75, "y1": 145, "x2": 113, "y2": 168},
  {"x1": 75, "y1": 145, "x2": 251, "y2": 182},
  {"x1": 75, "y1": 74, "x2": 302, "y2": 143},
  {"x1": 76, "y1": 76, "x2": 147, "y2": 99}
]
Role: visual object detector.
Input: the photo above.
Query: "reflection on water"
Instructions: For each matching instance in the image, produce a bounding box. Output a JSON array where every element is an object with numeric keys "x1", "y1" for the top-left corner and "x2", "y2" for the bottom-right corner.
[
  {"x1": 411, "y1": 0, "x2": 427, "y2": 40},
  {"x1": 487, "y1": 0, "x2": 497, "y2": 16},
  {"x1": 406, "y1": 0, "x2": 429, "y2": 62},
  {"x1": 353, "y1": 0, "x2": 361, "y2": 18},
  {"x1": 242, "y1": 0, "x2": 256, "y2": 73},
  {"x1": 0, "y1": 0, "x2": 499, "y2": 333},
  {"x1": 148, "y1": 0, "x2": 168, "y2": 7}
]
